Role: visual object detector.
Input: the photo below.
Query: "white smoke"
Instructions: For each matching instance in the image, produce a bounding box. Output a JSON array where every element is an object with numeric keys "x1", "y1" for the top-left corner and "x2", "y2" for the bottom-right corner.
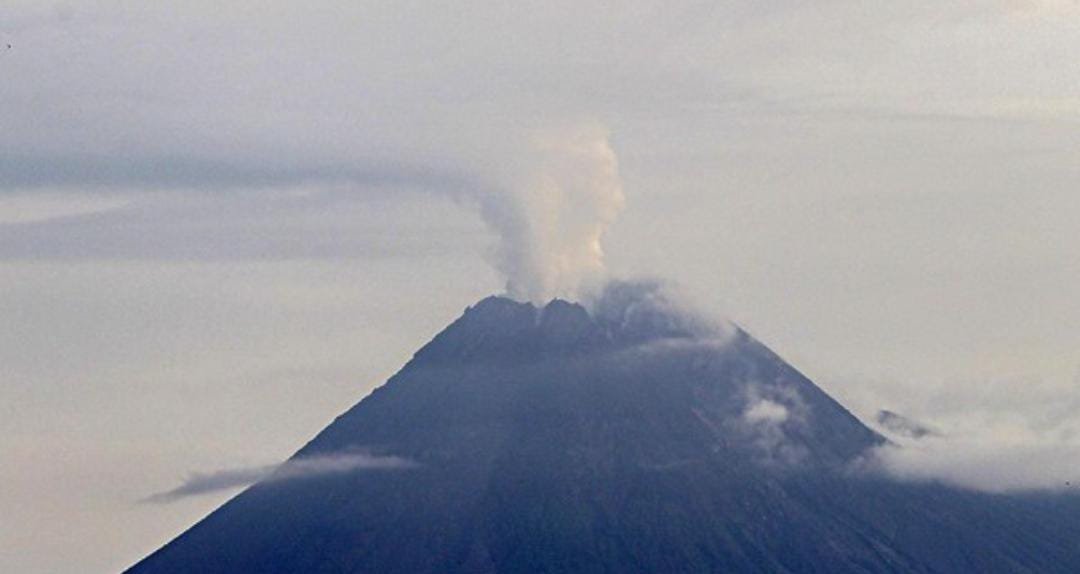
[{"x1": 478, "y1": 124, "x2": 625, "y2": 304}]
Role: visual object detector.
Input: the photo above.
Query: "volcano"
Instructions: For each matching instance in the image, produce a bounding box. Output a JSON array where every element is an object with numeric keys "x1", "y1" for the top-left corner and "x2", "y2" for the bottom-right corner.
[{"x1": 128, "y1": 291, "x2": 1080, "y2": 573}]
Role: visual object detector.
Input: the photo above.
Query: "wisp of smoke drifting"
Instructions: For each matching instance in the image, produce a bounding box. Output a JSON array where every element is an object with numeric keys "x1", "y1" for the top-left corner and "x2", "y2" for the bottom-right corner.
[
  {"x1": 144, "y1": 452, "x2": 415, "y2": 503},
  {"x1": 479, "y1": 124, "x2": 625, "y2": 304}
]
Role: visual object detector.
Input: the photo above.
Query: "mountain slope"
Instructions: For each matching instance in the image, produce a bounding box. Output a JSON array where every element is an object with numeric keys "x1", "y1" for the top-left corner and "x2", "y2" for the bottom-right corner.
[{"x1": 128, "y1": 296, "x2": 1080, "y2": 573}]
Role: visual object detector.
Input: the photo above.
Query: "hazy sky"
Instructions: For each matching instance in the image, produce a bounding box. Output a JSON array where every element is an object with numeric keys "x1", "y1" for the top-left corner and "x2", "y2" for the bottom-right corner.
[{"x1": 2, "y1": 1, "x2": 1079, "y2": 572}]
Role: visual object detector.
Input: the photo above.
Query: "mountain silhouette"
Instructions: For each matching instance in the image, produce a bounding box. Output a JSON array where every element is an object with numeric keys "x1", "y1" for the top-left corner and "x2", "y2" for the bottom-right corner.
[{"x1": 128, "y1": 292, "x2": 1080, "y2": 573}]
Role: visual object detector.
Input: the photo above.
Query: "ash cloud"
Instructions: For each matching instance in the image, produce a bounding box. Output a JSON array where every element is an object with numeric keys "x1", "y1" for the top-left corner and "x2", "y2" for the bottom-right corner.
[{"x1": 145, "y1": 452, "x2": 416, "y2": 504}]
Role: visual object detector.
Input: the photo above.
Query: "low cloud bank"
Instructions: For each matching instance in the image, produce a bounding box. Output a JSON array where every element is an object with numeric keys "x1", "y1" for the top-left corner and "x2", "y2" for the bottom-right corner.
[
  {"x1": 865, "y1": 436, "x2": 1080, "y2": 493},
  {"x1": 145, "y1": 452, "x2": 416, "y2": 503},
  {"x1": 850, "y1": 370, "x2": 1080, "y2": 492}
]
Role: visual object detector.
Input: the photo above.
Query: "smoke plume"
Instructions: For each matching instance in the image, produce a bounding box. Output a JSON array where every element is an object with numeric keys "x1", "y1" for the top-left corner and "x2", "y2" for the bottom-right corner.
[{"x1": 477, "y1": 124, "x2": 625, "y2": 304}]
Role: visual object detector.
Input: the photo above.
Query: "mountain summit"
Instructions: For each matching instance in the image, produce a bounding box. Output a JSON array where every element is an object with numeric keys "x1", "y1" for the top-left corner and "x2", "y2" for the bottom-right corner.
[{"x1": 129, "y1": 293, "x2": 1080, "y2": 573}]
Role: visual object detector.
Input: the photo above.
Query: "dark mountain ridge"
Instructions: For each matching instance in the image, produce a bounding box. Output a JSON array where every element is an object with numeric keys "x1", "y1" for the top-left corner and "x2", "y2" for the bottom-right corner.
[{"x1": 129, "y1": 295, "x2": 1080, "y2": 573}]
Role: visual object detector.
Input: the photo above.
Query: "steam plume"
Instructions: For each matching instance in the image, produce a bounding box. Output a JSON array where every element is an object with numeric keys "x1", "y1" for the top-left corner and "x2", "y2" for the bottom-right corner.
[{"x1": 478, "y1": 124, "x2": 625, "y2": 304}]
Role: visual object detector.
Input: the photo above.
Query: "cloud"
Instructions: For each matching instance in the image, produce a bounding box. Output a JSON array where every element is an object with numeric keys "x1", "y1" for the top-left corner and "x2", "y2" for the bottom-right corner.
[
  {"x1": 0, "y1": 190, "x2": 132, "y2": 225},
  {"x1": 864, "y1": 436, "x2": 1080, "y2": 493},
  {"x1": 0, "y1": 186, "x2": 486, "y2": 261},
  {"x1": 587, "y1": 278, "x2": 733, "y2": 341},
  {"x1": 0, "y1": 127, "x2": 626, "y2": 302},
  {"x1": 144, "y1": 452, "x2": 416, "y2": 504},
  {"x1": 0, "y1": 153, "x2": 470, "y2": 192},
  {"x1": 874, "y1": 410, "x2": 940, "y2": 440},
  {"x1": 745, "y1": 399, "x2": 790, "y2": 425},
  {"x1": 846, "y1": 368, "x2": 1080, "y2": 492},
  {"x1": 4, "y1": 0, "x2": 1079, "y2": 301},
  {"x1": 1, "y1": 3, "x2": 640, "y2": 302},
  {"x1": 735, "y1": 385, "x2": 810, "y2": 466},
  {"x1": 144, "y1": 465, "x2": 275, "y2": 504}
]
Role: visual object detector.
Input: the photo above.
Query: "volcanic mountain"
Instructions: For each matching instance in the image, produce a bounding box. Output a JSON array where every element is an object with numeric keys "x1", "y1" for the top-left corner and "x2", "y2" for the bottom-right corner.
[{"x1": 129, "y1": 291, "x2": 1080, "y2": 573}]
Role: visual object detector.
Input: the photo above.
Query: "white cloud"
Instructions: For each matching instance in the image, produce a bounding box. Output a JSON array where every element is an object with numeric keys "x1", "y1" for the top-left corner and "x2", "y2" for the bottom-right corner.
[
  {"x1": 744, "y1": 399, "x2": 789, "y2": 425},
  {"x1": 736, "y1": 386, "x2": 810, "y2": 466},
  {"x1": 846, "y1": 368, "x2": 1080, "y2": 492},
  {"x1": 868, "y1": 435, "x2": 1080, "y2": 493}
]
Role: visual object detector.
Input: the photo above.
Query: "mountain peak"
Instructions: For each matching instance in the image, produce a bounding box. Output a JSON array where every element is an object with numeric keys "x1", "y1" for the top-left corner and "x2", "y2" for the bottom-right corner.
[
  {"x1": 412, "y1": 296, "x2": 597, "y2": 365},
  {"x1": 466, "y1": 294, "x2": 536, "y2": 316},
  {"x1": 127, "y1": 288, "x2": 1080, "y2": 574}
]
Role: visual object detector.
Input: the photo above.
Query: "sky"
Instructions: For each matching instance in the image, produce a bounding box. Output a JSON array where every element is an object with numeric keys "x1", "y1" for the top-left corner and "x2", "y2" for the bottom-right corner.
[{"x1": 2, "y1": 1, "x2": 1079, "y2": 572}]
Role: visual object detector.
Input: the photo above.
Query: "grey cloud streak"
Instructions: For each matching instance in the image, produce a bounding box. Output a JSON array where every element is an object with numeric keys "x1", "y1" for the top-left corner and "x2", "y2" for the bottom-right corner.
[
  {"x1": 0, "y1": 187, "x2": 484, "y2": 261},
  {"x1": 145, "y1": 452, "x2": 417, "y2": 504},
  {"x1": 0, "y1": 153, "x2": 474, "y2": 193}
]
